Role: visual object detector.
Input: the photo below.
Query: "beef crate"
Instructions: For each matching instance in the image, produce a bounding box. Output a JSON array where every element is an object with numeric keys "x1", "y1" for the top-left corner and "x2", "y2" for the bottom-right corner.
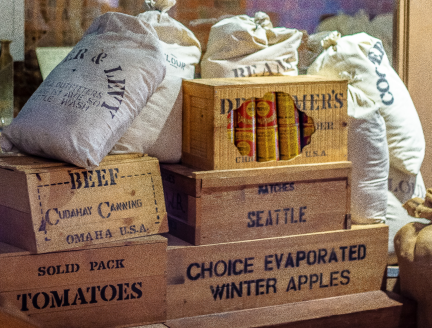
[
  {"x1": 0, "y1": 153, "x2": 168, "y2": 253},
  {"x1": 165, "y1": 224, "x2": 388, "y2": 320},
  {"x1": 0, "y1": 235, "x2": 167, "y2": 328},
  {"x1": 161, "y1": 161, "x2": 351, "y2": 245},
  {"x1": 182, "y1": 76, "x2": 348, "y2": 171}
]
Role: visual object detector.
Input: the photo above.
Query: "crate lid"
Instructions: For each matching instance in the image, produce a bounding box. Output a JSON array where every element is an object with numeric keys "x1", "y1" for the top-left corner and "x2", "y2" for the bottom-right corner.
[
  {"x1": 184, "y1": 75, "x2": 348, "y2": 87},
  {"x1": 0, "y1": 153, "x2": 153, "y2": 173}
]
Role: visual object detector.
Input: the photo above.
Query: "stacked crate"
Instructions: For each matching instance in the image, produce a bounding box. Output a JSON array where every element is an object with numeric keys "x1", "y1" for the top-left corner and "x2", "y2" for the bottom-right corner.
[
  {"x1": 0, "y1": 153, "x2": 169, "y2": 327},
  {"x1": 161, "y1": 76, "x2": 389, "y2": 321}
]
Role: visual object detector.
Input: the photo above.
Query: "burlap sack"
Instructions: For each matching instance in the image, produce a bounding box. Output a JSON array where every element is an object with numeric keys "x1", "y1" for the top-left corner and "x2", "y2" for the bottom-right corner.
[
  {"x1": 1, "y1": 12, "x2": 166, "y2": 169},
  {"x1": 111, "y1": 0, "x2": 201, "y2": 163},
  {"x1": 201, "y1": 12, "x2": 302, "y2": 78},
  {"x1": 347, "y1": 85, "x2": 389, "y2": 224}
]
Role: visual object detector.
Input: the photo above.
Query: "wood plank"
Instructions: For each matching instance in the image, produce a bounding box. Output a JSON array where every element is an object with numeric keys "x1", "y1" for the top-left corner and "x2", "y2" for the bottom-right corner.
[
  {"x1": 0, "y1": 168, "x2": 31, "y2": 213},
  {"x1": 0, "y1": 235, "x2": 167, "y2": 292},
  {"x1": 0, "y1": 234, "x2": 167, "y2": 328},
  {"x1": 186, "y1": 75, "x2": 344, "y2": 87},
  {"x1": 396, "y1": 0, "x2": 432, "y2": 187},
  {"x1": 0, "y1": 306, "x2": 41, "y2": 328},
  {"x1": 166, "y1": 225, "x2": 388, "y2": 319},
  {"x1": 164, "y1": 291, "x2": 415, "y2": 328}
]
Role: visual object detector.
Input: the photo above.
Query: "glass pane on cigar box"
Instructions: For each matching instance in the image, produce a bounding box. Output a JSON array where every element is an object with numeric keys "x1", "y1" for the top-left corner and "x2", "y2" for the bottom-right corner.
[{"x1": 17, "y1": 0, "x2": 395, "y2": 112}]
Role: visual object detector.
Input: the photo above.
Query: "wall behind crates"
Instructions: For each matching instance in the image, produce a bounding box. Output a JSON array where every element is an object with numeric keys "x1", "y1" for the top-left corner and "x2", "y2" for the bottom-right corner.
[{"x1": 15, "y1": 0, "x2": 395, "y2": 113}]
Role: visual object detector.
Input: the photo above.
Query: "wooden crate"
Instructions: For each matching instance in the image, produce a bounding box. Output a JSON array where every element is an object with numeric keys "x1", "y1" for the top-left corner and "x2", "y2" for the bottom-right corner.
[
  {"x1": 165, "y1": 224, "x2": 388, "y2": 320},
  {"x1": 0, "y1": 154, "x2": 168, "y2": 253},
  {"x1": 182, "y1": 76, "x2": 348, "y2": 171},
  {"x1": 0, "y1": 235, "x2": 167, "y2": 328},
  {"x1": 161, "y1": 161, "x2": 351, "y2": 245}
]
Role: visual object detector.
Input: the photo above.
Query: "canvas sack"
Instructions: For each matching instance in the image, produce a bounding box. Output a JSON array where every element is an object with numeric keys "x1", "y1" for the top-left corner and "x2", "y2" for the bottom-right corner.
[
  {"x1": 111, "y1": 0, "x2": 201, "y2": 163},
  {"x1": 346, "y1": 84, "x2": 389, "y2": 224},
  {"x1": 201, "y1": 12, "x2": 302, "y2": 78},
  {"x1": 387, "y1": 167, "x2": 428, "y2": 264},
  {"x1": 1, "y1": 12, "x2": 166, "y2": 169},
  {"x1": 308, "y1": 32, "x2": 425, "y2": 176}
]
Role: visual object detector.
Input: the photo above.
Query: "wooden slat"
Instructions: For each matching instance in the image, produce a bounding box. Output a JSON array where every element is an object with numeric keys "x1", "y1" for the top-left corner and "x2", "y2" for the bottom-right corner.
[
  {"x1": 164, "y1": 291, "x2": 415, "y2": 328},
  {"x1": 186, "y1": 75, "x2": 344, "y2": 87},
  {"x1": 0, "y1": 235, "x2": 167, "y2": 292},
  {"x1": 0, "y1": 306, "x2": 41, "y2": 328},
  {"x1": 166, "y1": 225, "x2": 388, "y2": 319}
]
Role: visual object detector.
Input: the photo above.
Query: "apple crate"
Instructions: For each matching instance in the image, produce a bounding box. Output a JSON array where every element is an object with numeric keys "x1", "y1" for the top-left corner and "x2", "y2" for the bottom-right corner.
[{"x1": 165, "y1": 224, "x2": 388, "y2": 319}]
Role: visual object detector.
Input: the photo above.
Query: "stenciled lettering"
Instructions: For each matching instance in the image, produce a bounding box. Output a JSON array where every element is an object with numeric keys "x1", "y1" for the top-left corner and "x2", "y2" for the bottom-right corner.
[
  {"x1": 247, "y1": 206, "x2": 307, "y2": 228},
  {"x1": 101, "y1": 66, "x2": 127, "y2": 119},
  {"x1": 258, "y1": 182, "x2": 295, "y2": 195},
  {"x1": 69, "y1": 168, "x2": 119, "y2": 190},
  {"x1": 38, "y1": 264, "x2": 80, "y2": 277},
  {"x1": 66, "y1": 230, "x2": 113, "y2": 244},
  {"x1": 186, "y1": 258, "x2": 255, "y2": 281},
  {"x1": 16, "y1": 282, "x2": 143, "y2": 311},
  {"x1": 97, "y1": 199, "x2": 143, "y2": 219},
  {"x1": 367, "y1": 41, "x2": 394, "y2": 106}
]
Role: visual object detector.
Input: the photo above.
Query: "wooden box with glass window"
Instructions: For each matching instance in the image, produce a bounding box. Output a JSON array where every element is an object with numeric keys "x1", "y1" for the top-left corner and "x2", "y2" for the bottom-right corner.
[{"x1": 182, "y1": 76, "x2": 348, "y2": 171}]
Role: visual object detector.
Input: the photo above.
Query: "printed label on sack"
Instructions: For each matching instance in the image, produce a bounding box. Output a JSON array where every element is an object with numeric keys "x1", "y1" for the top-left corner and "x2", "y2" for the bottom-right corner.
[
  {"x1": 32, "y1": 47, "x2": 128, "y2": 119},
  {"x1": 231, "y1": 58, "x2": 296, "y2": 78},
  {"x1": 367, "y1": 41, "x2": 394, "y2": 106}
]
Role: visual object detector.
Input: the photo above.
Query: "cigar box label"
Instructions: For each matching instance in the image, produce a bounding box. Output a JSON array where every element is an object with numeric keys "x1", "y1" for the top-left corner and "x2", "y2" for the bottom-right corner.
[
  {"x1": 235, "y1": 129, "x2": 256, "y2": 158},
  {"x1": 235, "y1": 99, "x2": 256, "y2": 159},
  {"x1": 256, "y1": 127, "x2": 279, "y2": 162},
  {"x1": 276, "y1": 92, "x2": 301, "y2": 160},
  {"x1": 256, "y1": 93, "x2": 279, "y2": 162}
]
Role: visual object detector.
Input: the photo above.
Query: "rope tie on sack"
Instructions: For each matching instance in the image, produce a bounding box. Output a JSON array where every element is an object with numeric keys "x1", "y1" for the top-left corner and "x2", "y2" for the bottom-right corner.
[
  {"x1": 254, "y1": 12, "x2": 273, "y2": 29},
  {"x1": 321, "y1": 31, "x2": 341, "y2": 50},
  {"x1": 145, "y1": 0, "x2": 176, "y2": 13}
]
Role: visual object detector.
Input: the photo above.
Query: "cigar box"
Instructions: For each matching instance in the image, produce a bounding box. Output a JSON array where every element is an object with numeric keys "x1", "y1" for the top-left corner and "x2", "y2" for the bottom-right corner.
[
  {"x1": 182, "y1": 76, "x2": 348, "y2": 171},
  {"x1": 166, "y1": 224, "x2": 388, "y2": 320},
  {"x1": 161, "y1": 161, "x2": 351, "y2": 245},
  {"x1": 0, "y1": 154, "x2": 168, "y2": 253},
  {"x1": 0, "y1": 235, "x2": 167, "y2": 328}
]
